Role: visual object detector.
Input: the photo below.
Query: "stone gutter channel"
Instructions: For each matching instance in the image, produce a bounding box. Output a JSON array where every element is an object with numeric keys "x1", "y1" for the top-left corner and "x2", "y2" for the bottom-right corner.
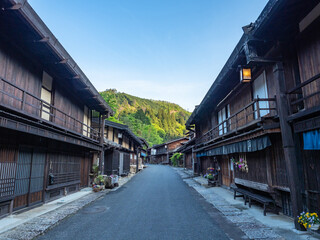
[
  {"x1": 174, "y1": 168, "x2": 320, "y2": 240},
  {"x1": 0, "y1": 174, "x2": 136, "y2": 240}
]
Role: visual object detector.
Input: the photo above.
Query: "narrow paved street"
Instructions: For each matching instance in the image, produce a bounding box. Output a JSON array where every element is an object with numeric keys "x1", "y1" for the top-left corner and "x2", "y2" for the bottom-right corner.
[{"x1": 36, "y1": 165, "x2": 244, "y2": 240}]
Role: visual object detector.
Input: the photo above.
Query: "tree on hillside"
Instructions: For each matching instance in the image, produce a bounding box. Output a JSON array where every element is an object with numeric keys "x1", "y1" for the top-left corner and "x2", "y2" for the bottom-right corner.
[
  {"x1": 100, "y1": 89, "x2": 118, "y2": 113},
  {"x1": 99, "y1": 89, "x2": 191, "y2": 146}
]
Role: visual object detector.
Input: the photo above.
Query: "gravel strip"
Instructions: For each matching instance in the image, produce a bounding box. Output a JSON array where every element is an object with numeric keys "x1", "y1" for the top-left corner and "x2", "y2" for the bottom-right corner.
[{"x1": 0, "y1": 173, "x2": 135, "y2": 240}]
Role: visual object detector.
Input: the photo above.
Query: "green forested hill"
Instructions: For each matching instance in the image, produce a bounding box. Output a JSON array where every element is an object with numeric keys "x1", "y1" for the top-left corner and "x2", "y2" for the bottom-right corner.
[{"x1": 100, "y1": 89, "x2": 191, "y2": 146}]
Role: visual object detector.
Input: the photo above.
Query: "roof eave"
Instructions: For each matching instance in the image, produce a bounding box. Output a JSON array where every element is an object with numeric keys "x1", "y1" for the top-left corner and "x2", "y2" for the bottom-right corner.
[{"x1": 10, "y1": 0, "x2": 113, "y2": 115}]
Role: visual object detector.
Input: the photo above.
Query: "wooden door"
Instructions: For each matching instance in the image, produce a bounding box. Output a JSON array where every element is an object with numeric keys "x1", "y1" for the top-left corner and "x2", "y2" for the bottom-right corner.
[
  {"x1": 220, "y1": 156, "x2": 231, "y2": 187},
  {"x1": 29, "y1": 151, "x2": 45, "y2": 205},
  {"x1": 13, "y1": 149, "x2": 45, "y2": 209},
  {"x1": 119, "y1": 153, "x2": 124, "y2": 175},
  {"x1": 80, "y1": 153, "x2": 91, "y2": 188},
  {"x1": 14, "y1": 148, "x2": 32, "y2": 210}
]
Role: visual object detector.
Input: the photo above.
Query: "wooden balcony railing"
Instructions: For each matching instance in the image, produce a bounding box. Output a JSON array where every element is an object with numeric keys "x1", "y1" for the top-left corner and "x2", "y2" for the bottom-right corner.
[
  {"x1": 0, "y1": 76, "x2": 100, "y2": 141},
  {"x1": 196, "y1": 98, "x2": 277, "y2": 146},
  {"x1": 287, "y1": 72, "x2": 320, "y2": 116}
]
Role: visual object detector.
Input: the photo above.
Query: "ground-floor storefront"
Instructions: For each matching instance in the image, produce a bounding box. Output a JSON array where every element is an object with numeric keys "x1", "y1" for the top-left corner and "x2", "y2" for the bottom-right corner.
[
  {"x1": 195, "y1": 133, "x2": 296, "y2": 216},
  {"x1": 0, "y1": 128, "x2": 97, "y2": 217}
]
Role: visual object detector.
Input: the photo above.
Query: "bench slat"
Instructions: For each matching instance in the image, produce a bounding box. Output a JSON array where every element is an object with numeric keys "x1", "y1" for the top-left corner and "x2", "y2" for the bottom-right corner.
[{"x1": 232, "y1": 186, "x2": 278, "y2": 216}]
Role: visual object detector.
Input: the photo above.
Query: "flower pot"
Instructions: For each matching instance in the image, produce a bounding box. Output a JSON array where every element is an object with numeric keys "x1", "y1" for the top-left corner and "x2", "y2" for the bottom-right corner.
[{"x1": 310, "y1": 224, "x2": 320, "y2": 231}]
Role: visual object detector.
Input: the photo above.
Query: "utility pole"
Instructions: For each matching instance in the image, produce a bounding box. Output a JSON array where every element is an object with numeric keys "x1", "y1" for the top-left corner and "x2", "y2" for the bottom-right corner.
[{"x1": 274, "y1": 62, "x2": 303, "y2": 230}]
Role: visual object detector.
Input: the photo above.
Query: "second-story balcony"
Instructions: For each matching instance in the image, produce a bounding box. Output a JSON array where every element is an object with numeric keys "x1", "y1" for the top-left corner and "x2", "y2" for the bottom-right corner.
[
  {"x1": 0, "y1": 76, "x2": 100, "y2": 142},
  {"x1": 196, "y1": 98, "x2": 278, "y2": 147}
]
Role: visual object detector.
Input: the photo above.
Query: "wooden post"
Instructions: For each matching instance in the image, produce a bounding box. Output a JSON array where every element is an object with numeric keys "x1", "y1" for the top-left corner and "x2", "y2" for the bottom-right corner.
[
  {"x1": 99, "y1": 114, "x2": 106, "y2": 175},
  {"x1": 21, "y1": 91, "x2": 26, "y2": 111},
  {"x1": 256, "y1": 98, "x2": 260, "y2": 119},
  {"x1": 197, "y1": 156, "x2": 201, "y2": 176},
  {"x1": 192, "y1": 147, "x2": 195, "y2": 174},
  {"x1": 274, "y1": 62, "x2": 303, "y2": 230},
  {"x1": 245, "y1": 107, "x2": 248, "y2": 124},
  {"x1": 183, "y1": 152, "x2": 186, "y2": 168},
  {"x1": 42, "y1": 152, "x2": 49, "y2": 203},
  {"x1": 235, "y1": 114, "x2": 238, "y2": 131},
  {"x1": 27, "y1": 149, "x2": 33, "y2": 207},
  {"x1": 136, "y1": 146, "x2": 139, "y2": 173}
]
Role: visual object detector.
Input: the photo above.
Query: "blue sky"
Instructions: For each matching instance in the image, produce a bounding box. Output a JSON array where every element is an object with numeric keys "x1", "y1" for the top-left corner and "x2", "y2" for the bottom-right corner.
[{"x1": 29, "y1": 0, "x2": 268, "y2": 112}]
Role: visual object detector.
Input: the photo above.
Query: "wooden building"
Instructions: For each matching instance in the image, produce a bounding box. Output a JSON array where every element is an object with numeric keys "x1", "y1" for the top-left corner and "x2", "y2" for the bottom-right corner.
[
  {"x1": 0, "y1": 1, "x2": 112, "y2": 217},
  {"x1": 93, "y1": 120, "x2": 144, "y2": 175},
  {"x1": 149, "y1": 137, "x2": 188, "y2": 164},
  {"x1": 186, "y1": 0, "x2": 320, "y2": 229},
  {"x1": 139, "y1": 137, "x2": 149, "y2": 166},
  {"x1": 176, "y1": 137, "x2": 196, "y2": 170}
]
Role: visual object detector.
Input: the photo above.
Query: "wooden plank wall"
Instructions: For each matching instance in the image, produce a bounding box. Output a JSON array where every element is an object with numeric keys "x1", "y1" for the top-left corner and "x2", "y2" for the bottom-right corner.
[
  {"x1": 200, "y1": 157, "x2": 213, "y2": 175},
  {"x1": 54, "y1": 86, "x2": 85, "y2": 134},
  {"x1": 301, "y1": 146, "x2": 320, "y2": 213},
  {"x1": 234, "y1": 151, "x2": 268, "y2": 185},
  {"x1": 168, "y1": 139, "x2": 187, "y2": 151},
  {"x1": 297, "y1": 21, "x2": 320, "y2": 109},
  {"x1": 0, "y1": 38, "x2": 87, "y2": 135},
  {"x1": 229, "y1": 86, "x2": 253, "y2": 130},
  {"x1": 0, "y1": 39, "x2": 41, "y2": 116},
  {"x1": 270, "y1": 136, "x2": 289, "y2": 188},
  {"x1": 185, "y1": 152, "x2": 192, "y2": 169},
  {"x1": 199, "y1": 114, "x2": 212, "y2": 136}
]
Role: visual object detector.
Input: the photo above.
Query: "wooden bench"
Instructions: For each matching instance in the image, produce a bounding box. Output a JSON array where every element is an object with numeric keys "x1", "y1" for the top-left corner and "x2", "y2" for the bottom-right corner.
[{"x1": 231, "y1": 185, "x2": 278, "y2": 216}]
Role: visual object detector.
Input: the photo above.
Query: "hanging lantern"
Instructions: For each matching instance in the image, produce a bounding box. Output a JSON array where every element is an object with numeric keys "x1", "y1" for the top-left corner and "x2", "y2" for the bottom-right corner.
[{"x1": 240, "y1": 68, "x2": 252, "y2": 83}]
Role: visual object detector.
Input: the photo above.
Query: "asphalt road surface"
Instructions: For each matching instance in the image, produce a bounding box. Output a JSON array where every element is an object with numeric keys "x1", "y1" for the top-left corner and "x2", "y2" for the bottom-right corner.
[{"x1": 36, "y1": 165, "x2": 244, "y2": 240}]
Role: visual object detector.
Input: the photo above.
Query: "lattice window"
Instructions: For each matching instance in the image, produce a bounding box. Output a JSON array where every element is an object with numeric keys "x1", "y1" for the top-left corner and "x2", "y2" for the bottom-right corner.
[{"x1": 49, "y1": 154, "x2": 81, "y2": 185}]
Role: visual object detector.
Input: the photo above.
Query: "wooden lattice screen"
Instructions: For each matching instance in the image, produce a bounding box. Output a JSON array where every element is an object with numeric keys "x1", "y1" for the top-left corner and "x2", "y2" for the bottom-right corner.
[{"x1": 0, "y1": 147, "x2": 17, "y2": 200}]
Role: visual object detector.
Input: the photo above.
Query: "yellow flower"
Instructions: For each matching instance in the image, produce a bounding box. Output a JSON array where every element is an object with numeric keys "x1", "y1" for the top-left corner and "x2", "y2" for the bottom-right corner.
[{"x1": 309, "y1": 225, "x2": 311, "y2": 228}]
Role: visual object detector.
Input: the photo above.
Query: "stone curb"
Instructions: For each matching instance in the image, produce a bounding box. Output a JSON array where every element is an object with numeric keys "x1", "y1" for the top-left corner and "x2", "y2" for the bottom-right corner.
[{"x1": 0, "y1": 173, "x2": 137, "y2": 240}]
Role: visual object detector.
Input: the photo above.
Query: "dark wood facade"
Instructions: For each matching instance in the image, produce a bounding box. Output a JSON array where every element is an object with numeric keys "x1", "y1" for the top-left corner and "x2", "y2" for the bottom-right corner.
[
  {"x1": 150, "y1": 137, "x2": 188, "y2": 165},
  {"x1": 186, "y1": 0, "x2": 320, "y2": 229},
  {"x1": 0, "y1": 1, "x2": 111, "y2": 217},
  {"x1": 93, "y1": 120, "x2": 144, "y2": 176}
]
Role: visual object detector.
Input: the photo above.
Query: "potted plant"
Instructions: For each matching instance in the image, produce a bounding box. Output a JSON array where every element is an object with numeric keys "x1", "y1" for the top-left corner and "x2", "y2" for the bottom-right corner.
[
  {"x1": 92, "y1": 184, "x2": 102, "y2": 192},
  {"x1": 205, "y1": 167, "x2": 218, "y2": 186},
  {"x1": 298, "y1": 212, "x2": 320, "y2": 231},
  {"x1": 92, "y1": 175, "x2": 106, "y2": 192}
]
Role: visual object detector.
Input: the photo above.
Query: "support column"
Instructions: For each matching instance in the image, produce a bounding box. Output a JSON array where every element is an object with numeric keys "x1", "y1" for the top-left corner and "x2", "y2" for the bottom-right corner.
[
  {"x1": 197, "y1": 156, "x2": 201, "y2": 176},
  {"x1": 99, "y1": 114, "x2": 106, "y2": 175},
  {"x1": 192, "y1": 147, "x2": 195, "y2": 174},
  {"x1": 274, "y1": 62, "x2": 303, "y2": 230},
  {"x1": 183, "y1": 153, "x2": 186, "y2": 168},
  {"x1": 136, "y1": 146, "x2": 139, "y2": 173}
]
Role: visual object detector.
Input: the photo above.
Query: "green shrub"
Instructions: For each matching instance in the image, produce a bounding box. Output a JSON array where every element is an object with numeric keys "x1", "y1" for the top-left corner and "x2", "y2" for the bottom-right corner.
[{"x1": 170, "y1": 153, "x2": 183, "y2": 167}]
